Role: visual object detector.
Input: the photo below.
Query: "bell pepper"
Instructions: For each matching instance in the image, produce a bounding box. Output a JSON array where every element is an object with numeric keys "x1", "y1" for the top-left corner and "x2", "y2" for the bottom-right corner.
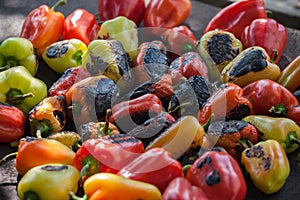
[
  {"x1": 144, "y1": 0, "x2": 192, "y2": 29},
  {"x1": 0, "y1": 66, "x2": 47, "y2": 115},
  {"x1": 287, "y1": 106, "x2": 300, "y2": 126},
  {"x1": 98, "y1": 16, "x2": 138, "y2": 60},
  {"x1": 118, "y1": 147, "x2": 183, "y2": 192},
  {"x1": 47, "y1": 131, "x2": 81, "y2": 151},
  {"x1": 0, "y1": 102, "x2": 25, "y2": 142},
  {"x1": 204, "y1": 0, "x2": 267, "y2": 39},
  {"x1": 15, "y1": 136, "x2": 75, "y2": 175},
  {"x1": 20, "y1": 0, "x2": 66, "y2": 57},
  {"x1": 198, "y1": 83, "x2": 254, "y2": 125},
  {"x1": 278, "y1": 55, "x2": 300, "y2": 92},
  {"x1": 62, "y1": 8, "x2": 100, "y2": 46},
  {"x1": 78, "y1": 121, "x2": 120, "y2": 140},
  {"x1": 186, "y1": 150, "x2": 247, "y2": 200},
  {"x1": 241, "y1": 18, "x2": 288, "y2": 64},
  {"x1": 221, "y1": 46, "x2": 281, "y2": 87},
  {"x1": 243, "y1": 115, "x2": 300, "y2": 153},
  {"x1": 241, "y1": 139, "x2": 290, "y2": 194},
  {"x1": 0, "y1": 37, "x2": 37, "y2": 75},
  {"x1": 98, "y1": 0, "x2": 146, "y2": 26},
  {"x1": 17, "y1": 164, "x2": 80, "y2": 200}
]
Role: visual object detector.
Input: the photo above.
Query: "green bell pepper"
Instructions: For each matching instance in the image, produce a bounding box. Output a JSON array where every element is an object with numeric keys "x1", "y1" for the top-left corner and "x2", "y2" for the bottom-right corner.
[
  {"x1": 0, "y1": 37, "x2": 38, "y2": 75},
  {"x1": 42, "y1": 38, "x2": 87, "y2": 74},
  {"x1": 0, "y1": 66, "x2": 47, "y2": 114}
]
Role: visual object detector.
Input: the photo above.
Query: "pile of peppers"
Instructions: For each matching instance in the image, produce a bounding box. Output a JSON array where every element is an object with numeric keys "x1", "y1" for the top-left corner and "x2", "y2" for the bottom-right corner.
[{"x1": 1, "y1": 0, "x2": 300, "y2": 199}]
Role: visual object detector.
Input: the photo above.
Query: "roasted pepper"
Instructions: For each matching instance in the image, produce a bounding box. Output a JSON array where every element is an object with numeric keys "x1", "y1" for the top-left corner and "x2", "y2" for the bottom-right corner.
[
  {"x1": 186, "y1": 150, "x2": 247, "y2": 200},
  {"x1": 17, "y1": 164, "x2": 80, "y2": 200},
  {"x1": 0, "y1": 66, "x2": 47, "y2": 114},
  {"x1": 118, "y1": 147, "x2": 183, "y2": 192},
  {"x1": 221, "y1": 46, "x2": 281, "y2": 87},
  {"x1": 0, "y1": 102, "x2": 25, "y2": 142},
  {"x1": 62, "y1": 8, "x2": 100, "y2": 46},
  {"x1": 0, "y1": 37, "x2": 38, "y2": 75},
  {"x1": 204, "y1": 0, "x2": 267, "y2": 39},
  {"x1": 241, "y1": 139, "x2": 290, "y2": 194},
  {"x1": 47, "y1": 131, "x2": 81, "y2": 151},
  {"x1": 20, "y1": 0, "x2": 66, "y2": 57},
  {"x1": 15, "y1": 136, "x2": 75, "y2": 175},
  {"x1": 278, "y1": 55, "x2": 300, "y2": 92},
  {"x1": 144, "y1": 0, "x2": 192, "y2": 29},
  {"x1": 241, "y1": 18, "x2": 288, "y2": 64}
]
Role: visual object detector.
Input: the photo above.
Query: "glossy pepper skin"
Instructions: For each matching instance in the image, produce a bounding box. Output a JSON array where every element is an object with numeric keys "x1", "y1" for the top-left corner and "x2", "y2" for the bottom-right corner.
[
  {"x1": 144, "y1": 0, "x2": 191, "y2": 29},
  {"x1": 241, "y1": 18, "x2": 288, "y2": 64},
  {"x1": 17, "y1": 164, "x2": 80, "y2": 200},
  {"x1": 15, "y1": 136, "x2": 75, "y2": 175},
  {"x1": 20, "y1": 0, "x2": 66, "y2": 57},
  {"x1": 278, "y1": 55, "x2": 300, "y2": 92},
  {"x1": 0, "y1": 66, "x2": 47, "y2": 115},
  {"x1": 98, "y1": 0, "x2": 146, "y2": 26},
  {"x1": 186, "y1": 151, "x2": 247, "y2": 200},
  {"x1": 243, "y1": 115, "x2": 300, "y2": 153},
  {"x1": 42, "y1": 39, "x2": 87, "y2": 74},
  {"x1": 0, "y1": 37, "x2": 37, "y2": 75},
  {"x1": 82, "y1": 173, "x2": 161, "y2": 200},
  {"x1": 204, "y1": 0, "x2": 267, "y2": 39},
  {"x1": 241, "y1": 139, "x2": 290, "y2": 194},
  {"x1": 0, "y1": 102, "x2": 25, "y2": 142},
  {"x1": 62, "y1": 8, "x2": 100, "y2": 46}
]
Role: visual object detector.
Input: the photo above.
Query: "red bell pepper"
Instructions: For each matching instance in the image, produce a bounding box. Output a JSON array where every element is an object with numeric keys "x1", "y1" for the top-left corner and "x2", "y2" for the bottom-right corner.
[
  {"x1": 204, "y1": 0, "x2": 267, "y2": 39},
  {"x1": 241, "y1": 18, "x2": 288, "y2": 64},
  {"x1": 186, "y1": 151, "x2": 247, "y2": 200},
  {"x1": 287, "y1": 106, "x2": 300, "y2": 126},
  {"x1": 98, "y1": 0, "x2": 145, "y2": 26},
  {"x1": 118, "y1": 147, "x2": 183, "y2": 193},
  {"x1": 62, "y1": 8, "x2": 100, "y2": 46}
]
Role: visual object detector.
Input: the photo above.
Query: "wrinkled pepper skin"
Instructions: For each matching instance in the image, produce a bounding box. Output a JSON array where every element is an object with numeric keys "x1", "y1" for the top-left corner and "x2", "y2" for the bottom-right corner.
[
  {"x1": 17, "y1": 164, "x2": 80, "y2": 200},
  {"x1": 62, "y1": 8, "x2": 100, "y2": 46},
  {"x1": 204, "y1": 0, "x2": 267, "y2": 39},
  {"x1": 221, "y1": 46, "x2": 281, "y2": 87},
  {"x1": 0, "y1": 102, "x2": 25, "y2": 142},
  {"x1": 278, "y1": 55, "x2": 300, "y2": 92},
  {"x1": 20, "y1": 0, "x2": 66, "y2": 57},
  {"x1": 241, "y1": 139, "x2": 290, "y2": 194},
  {"x1": 186, "y1": 151, "x2": 247, "y2": 200},
  {"x1": 241, "y1": 18, "x2": 288, "y2": 64},
  {"x1": 0, "y1": 37, "x2": 38, "y2": 75},
  {"x1": 118, "y1": 147, "x2": 183, "y2": 193},
  {"x1": 144, "y1": 0, "x2": 191, "y2": 29},
  {"x1": 78, "y1": 121, "x2": 120, "y2": 140},
  {"x1": 16, "y1": 136, "x2": 75, "y2": 175},
  {"x1": 0, "y1": 66, "x2": 47, "y2": 115},
  {"x1": 83, "y1": 173, "x2": 162, "y2": 200}
]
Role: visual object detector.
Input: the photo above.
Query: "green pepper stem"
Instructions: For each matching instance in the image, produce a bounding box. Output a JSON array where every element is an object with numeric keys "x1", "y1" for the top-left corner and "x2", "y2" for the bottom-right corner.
[
  {"x1": 103, "y1": 109, "x2": 112, "y2": 135},
  {"x1": 269, "y1": 103, "x2": 288, "y2": 117},
  {"x1": 80, "y1": 162, "x2": 91, "y2": 182},
  {"x1": 202, "y1": 114, "x2": 214, "y2": 131},
  {"x1": 270, "y1": 50, "x2": 278, "y2": 63},
  {"x1": 167, "y1": 102, "x2": 191, "y2": 115},
  {"x1": 69, "y1": 192, "x2": 88, "y2": 200},
  {"x1": 181, "y1": 42, "x2": 196, "y2": 53},
  {"x1": 74, "y1": 50, "x2": 83, "y2": 65},
  {"x1": 182, "y1": 164, "x2": 192, "y2": 176},
  {"x1": 51, "y1": 0, "x2": 67, "y2": 11},
  {"x1": 5, "y1": 88, "x2": 34, "y2": 106},
  {"x1": 1, "y1": 152, "x2": 17, "y2": 163}
]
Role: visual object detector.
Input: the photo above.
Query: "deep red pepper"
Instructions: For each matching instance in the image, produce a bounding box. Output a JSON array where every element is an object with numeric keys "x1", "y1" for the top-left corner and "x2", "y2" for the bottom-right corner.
[
  {"x1": 62, "y1": 8, "x2": 100, "y2": 46},
  {"x1": 241, "y1": 18, "x2": 288, "y2": 64},
  {"x1": 204, "y1": 0, "x2": 267, "y2": 39},
  {"x1": 287, "y1": 106, "x2": 300, "y2": 126}
]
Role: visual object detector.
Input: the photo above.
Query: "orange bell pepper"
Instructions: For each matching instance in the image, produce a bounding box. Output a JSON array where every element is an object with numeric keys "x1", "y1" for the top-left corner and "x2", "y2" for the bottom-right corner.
[{"x1": 278, "y1": 55, "x2": 300, "y2": 92}]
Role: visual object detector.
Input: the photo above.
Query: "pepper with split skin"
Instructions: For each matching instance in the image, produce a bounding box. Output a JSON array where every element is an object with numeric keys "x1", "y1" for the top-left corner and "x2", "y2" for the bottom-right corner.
[
  {"x1": 278, "y1": 55, "x2": 300, "y2": 92},
  {"x1": 241, "y1": 139, "x2": 290, "y2": 194}
]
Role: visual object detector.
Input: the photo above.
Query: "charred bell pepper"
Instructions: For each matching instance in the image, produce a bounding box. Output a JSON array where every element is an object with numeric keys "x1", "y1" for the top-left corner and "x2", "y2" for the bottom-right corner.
[
  {"x1": 278, "y1": 55, "x2": 300, "y2": 92},
  {"x1": 42, "y1": 39, "x2": 87, "y2": 74},
  {"x1": 0, "y1": 37, "x2": 38, "y2": 75},
  {"x1": 20, "y1": 0, "x2": 66, "y2": 57},
  {"x1": 118, "y1": 147, "x2": 183, "y2": 192},
  {"x1": 0, "y1": 102, "x2": 25, "y2": 142},
  {"x1": 98, "y1": 0, "x2": 146, "y2": 26},
  {"x1": 47, "y1": 131, "x2": 81, "y2": 151},
  {"x1": 243, "y1": 115, "x2": 300, "y2": 153},
  {"x1": 80, "y1": 172, "x2": 161, "y2": 200},
  {"x1": 0, "y1": 66, "x2": 47, "y2": 115},
  {"x1": 62, "y1": 8, "x2": 100, "y2": 46},
  {"x1": 241, "y1": 18, "x2": 288, "y2": 64},
  {"x1": 28, "y1": 95, "x2": 67, "y2": 138},
  {"x1": 198, "y1": 83, "x2": 254, "y2": 125},
  {"x1": 17, "y1": 164, "x2": 80, "y2": 200},
  {"x1": 144, "y1": 0, "x2": 192, "y2": 29},
  {"x1": 221, "y1": 46, "x2": 281, "y2": 87},
  {"x1": 16, "y1": 136, "x2": 75, "y2": 175},
  {"x1": 186, "y1": 150, "x2": 247, "y2": 200},
  {"x1": 241, "y1": 139, "x2": 290, "y2": 194},
  {"x1": 204, "y1": 0, "x2": 267, "y2": 39}
]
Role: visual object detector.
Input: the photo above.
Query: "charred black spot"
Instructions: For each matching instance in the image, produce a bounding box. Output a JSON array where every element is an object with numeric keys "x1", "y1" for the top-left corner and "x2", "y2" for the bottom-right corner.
[
  {"x1": 24, "y1": 136, "x2": 37, "y2": 142},
  {"x1": 53, "y1": 110, "x2": 65, "y2": 126},
  {"x1": 226, "y1": 104, "x2": 251, "y2": 121},
  {"x1": 209, "y1": 120, "x2": 248, "y2": 135},
  {"x1": 105, "y1": 134, "x2": 141, "y2": 145},
  {"x1": 197, "y1": 156, "x2": 212, "y2": 168},
  {"x1": 245, "y1": 145, "x2": 265, "y2": 158},
  {"x1": 41, "y1": 165, "x2": 68, "y2": 171},
  {"x1": 261, "y1": 156, "x2": 271, "y2": 171},
  {"x1": 46, "y1": 42, "x2": 69, "y2": 58},
  {"x1": 206, "y1": 170, "x2": 221, "y2": 186}
]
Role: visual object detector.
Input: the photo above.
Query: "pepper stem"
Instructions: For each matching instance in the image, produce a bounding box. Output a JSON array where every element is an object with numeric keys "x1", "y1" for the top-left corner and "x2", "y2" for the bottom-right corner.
[
  {"x1": 1, "y1": 152, "x2": 18, "y2": 163},
  {"x1": 270, "y1": 50, "x2": 279, "y2": 63},
  {"x1": 269, "y1": 103, "x2": 288, "y2": 117},
  {"x1": 5, "y1": 88, "x2": 34, "y2": 106},
  {"x1": 103, "y1": 109, "x2": 112, "y2": 135},
  {"x1": 69, "y1": 192, "x2": 88, "y2": 200},
  {"x1": 51, "y1": 0, "x2": 67, "y2": 11},
  {"x1": 182, "y1": 164, "x2": 192, "y2": 176},
  {"x1": 288, "y1": 132, "x2": 300, "y2": 146},
  {"x1": 202, "y1": 113, "x2": 214, "y2": 131},
  {"x1": 181, "y1": 42, "x2": 196, "y2": 53}
]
